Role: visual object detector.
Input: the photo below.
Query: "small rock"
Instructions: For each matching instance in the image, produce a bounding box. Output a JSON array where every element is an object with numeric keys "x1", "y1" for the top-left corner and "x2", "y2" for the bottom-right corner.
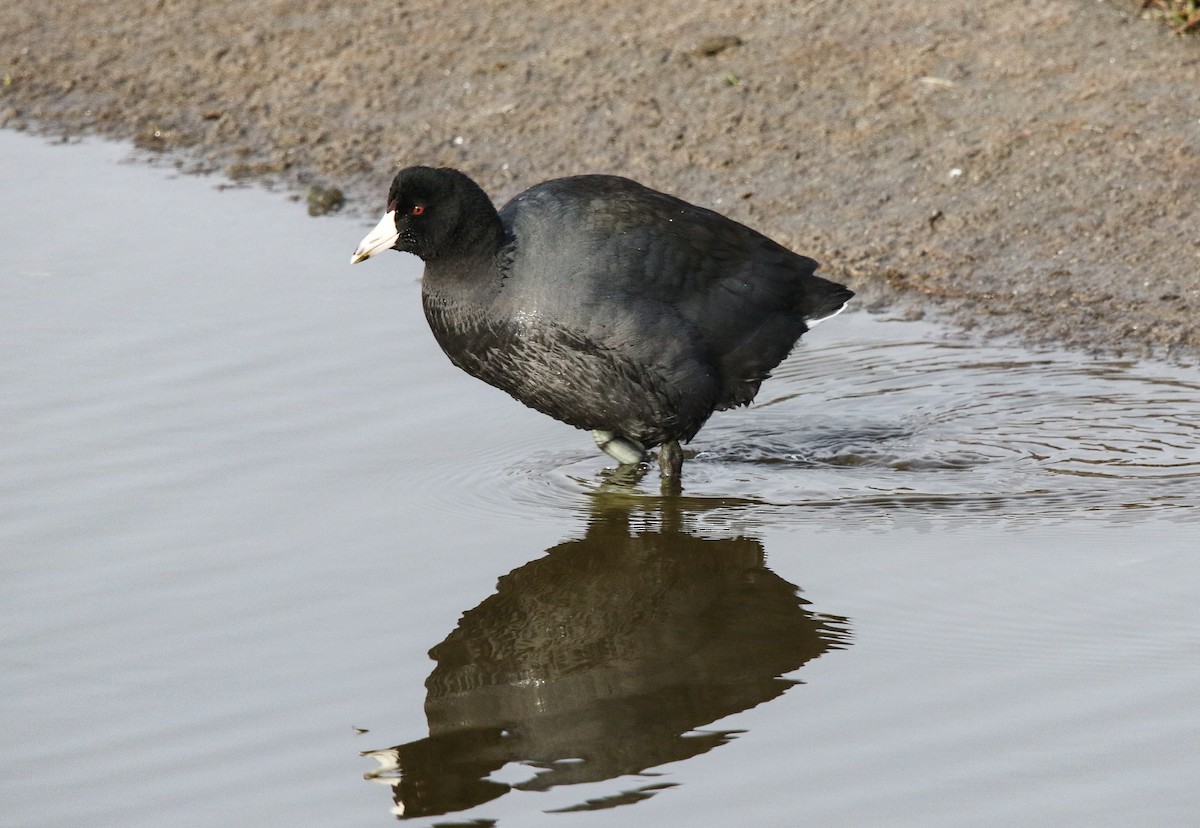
[
  {"x1": 307, "y1": 185, "x2": 345, "y2": 216},
  {"x1": 694, "y1": 35, "x2": 743, "y2": 57}
]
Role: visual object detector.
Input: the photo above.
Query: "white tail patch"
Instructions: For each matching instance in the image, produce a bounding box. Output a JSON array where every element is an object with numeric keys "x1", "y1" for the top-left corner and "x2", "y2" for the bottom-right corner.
[{"x1": 804, "y1": 300, "x2": 849, "y2": 329}]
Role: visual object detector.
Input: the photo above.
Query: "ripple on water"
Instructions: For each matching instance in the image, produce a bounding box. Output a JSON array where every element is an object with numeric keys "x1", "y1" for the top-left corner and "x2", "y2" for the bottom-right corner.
[{"x1": 442, "y1": 312, "x2": 1200, "y2": 526}]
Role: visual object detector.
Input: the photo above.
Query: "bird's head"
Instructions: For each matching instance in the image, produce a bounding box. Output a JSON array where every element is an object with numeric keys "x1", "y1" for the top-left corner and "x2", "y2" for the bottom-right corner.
[{"x1": 351, "y1": 166, "x2": 501, "y2": 265}]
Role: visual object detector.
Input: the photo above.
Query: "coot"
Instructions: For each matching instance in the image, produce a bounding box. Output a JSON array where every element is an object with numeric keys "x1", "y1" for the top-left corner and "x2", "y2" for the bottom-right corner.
[{"x1": 351, "y1": 167, "x2": 852, "y2": 478}]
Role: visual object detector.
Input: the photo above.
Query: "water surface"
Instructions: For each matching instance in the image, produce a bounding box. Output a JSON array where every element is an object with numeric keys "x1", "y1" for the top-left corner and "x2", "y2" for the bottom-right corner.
[{"x1": 2, "y1": 131, "x2": 1199, "y2": 827}]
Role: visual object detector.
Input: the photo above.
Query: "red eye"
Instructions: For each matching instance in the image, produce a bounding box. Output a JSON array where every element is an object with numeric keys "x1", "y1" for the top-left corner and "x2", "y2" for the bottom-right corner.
[{"x1": 411, "y1": 204, "x2": 425, "y2": 216}]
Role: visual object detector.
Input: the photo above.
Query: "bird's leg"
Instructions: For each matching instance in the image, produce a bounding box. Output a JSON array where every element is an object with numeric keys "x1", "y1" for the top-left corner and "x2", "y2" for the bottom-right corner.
[
  {"x1": 658, "y1": 440, "x2": 684, "y2": 480},
  {"x1": 591, "y1": 430, "x2": 646, "y2": 466}
]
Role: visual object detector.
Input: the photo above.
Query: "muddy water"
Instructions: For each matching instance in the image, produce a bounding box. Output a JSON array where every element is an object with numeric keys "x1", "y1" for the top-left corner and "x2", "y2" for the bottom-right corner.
[{"x1": 2, "y1": 131, "x2": 1199, "y2": 827}]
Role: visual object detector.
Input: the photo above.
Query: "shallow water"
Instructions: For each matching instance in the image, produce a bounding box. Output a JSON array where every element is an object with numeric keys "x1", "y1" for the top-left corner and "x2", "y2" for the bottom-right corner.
[{"x1": 2, "y1": 130, "x2": 1199, "y2": 827}]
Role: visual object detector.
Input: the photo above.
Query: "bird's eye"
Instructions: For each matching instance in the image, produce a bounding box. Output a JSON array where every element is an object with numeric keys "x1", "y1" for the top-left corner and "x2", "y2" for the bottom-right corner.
[{"x1": 411, "y1": 204, "x2": 426, "y2": 216}]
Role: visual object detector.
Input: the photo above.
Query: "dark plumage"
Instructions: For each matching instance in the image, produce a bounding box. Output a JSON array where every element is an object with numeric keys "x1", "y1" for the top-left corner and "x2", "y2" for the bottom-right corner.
[{"x1": 352, "y1": 166, "x2": 852, "y2": 478}]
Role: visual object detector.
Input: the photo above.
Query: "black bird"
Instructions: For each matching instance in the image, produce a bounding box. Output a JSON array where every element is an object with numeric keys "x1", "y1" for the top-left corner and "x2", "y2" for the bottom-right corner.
[{"x1": 351, "y1": 167, "x2": 852, "y2": 479}]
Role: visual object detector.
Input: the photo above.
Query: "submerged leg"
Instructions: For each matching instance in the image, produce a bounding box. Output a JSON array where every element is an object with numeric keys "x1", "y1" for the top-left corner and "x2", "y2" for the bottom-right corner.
[
  {"x1": 591, "y1": 430, "x2": 646, "y2": 466},
  {"x1": 658, "y1": 440, "x2": 684, "y2": 479}
]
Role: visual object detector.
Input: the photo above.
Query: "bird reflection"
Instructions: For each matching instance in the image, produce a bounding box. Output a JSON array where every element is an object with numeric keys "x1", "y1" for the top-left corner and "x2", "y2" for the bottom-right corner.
[{"x1": 363, "y1": 494, "x2": 852, "y2": 820}]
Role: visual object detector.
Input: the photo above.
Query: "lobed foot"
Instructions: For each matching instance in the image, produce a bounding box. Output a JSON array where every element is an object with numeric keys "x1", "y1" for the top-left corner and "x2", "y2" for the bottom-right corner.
[{"x1": 591, "y1": 430, "x2": 647, "y2": 465}]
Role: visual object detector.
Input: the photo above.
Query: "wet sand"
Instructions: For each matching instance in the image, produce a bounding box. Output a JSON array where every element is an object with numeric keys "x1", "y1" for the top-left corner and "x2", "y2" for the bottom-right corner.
[{"x1": 2, "y1": 0, "x2": 1198, "y2": 357}]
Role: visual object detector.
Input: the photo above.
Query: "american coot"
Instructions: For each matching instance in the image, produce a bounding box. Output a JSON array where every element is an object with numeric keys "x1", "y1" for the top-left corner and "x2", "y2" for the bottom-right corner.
[{"x1": 352, "y1": 167, "x2": 852, "y2": 479}]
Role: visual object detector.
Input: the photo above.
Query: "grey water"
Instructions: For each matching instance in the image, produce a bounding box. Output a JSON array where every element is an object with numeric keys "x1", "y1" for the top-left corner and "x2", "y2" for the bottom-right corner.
[{"x1": 2, "y1": 130, "x2": 1199, "y2": 827}]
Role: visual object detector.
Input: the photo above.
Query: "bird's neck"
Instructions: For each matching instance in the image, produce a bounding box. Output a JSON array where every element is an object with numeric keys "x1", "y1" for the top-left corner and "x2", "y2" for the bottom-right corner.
[
  {"x1": 438, "y1": 217, "x2": 505, "y2": 262},
  {"x1": 422, "y1": 253, "x2": 504, "y2": 309},
  {"x1": 431, "y1": 182, "x2": 506, "y2": 262}
]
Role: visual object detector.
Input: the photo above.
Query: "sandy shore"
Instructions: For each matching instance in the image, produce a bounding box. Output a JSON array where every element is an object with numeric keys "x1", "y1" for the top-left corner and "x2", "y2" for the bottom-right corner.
[{"x1": 2, "y1": 0, "x2": 1198, "y2": 357}]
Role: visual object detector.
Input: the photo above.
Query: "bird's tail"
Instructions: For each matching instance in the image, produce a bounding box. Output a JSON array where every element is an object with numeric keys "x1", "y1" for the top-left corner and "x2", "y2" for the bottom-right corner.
[{"x1": 803, "y1": 275, "x2": 854, "y2": 327}]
